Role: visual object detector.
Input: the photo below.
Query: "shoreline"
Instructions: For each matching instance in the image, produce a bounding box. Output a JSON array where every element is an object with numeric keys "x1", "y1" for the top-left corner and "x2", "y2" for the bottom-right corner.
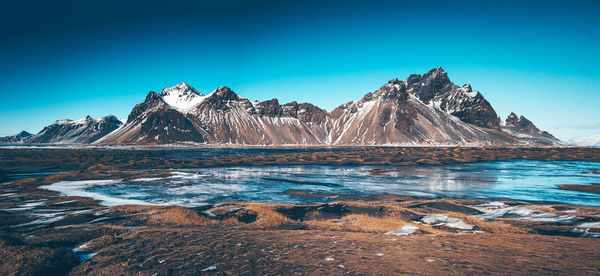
[{"x1": 1, "y1": 147, "x2": 600, "y2": 274}]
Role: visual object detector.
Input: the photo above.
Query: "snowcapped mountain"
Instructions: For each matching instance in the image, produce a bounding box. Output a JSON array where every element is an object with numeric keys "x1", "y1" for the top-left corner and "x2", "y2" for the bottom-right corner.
[
  {"x1": 327, "y1": 77, "x2": 515, "y2": 145},
  {"x1": 500, "y1": 112, "x2": 561, "y2": 145},
  {"x1": 159, "y1": 82, "x2": 206, "y2": 112},
  {"x1": 95, "y1": 68, "x2": 560, "y2": 146},
  {"x1": 97, "y1": 86, "x2": 330, "y2": 145},
  {"x1": 17, "y1": 68, "x2": 563, "y2": 146},
  {"x1": 0, "y1": 131, "x2": 32, "y2": 143},
  {"x1": 24, "y1": 115, "x2": 123, "y2": 144},
  {"x1": 569, "y1": 135, "x2": 600, "y2": 147}
]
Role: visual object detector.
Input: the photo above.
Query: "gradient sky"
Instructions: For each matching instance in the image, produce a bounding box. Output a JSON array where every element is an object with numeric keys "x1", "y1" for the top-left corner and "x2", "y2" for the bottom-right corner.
[{"x1": 1, "y1": 0, "x2": 599, "y2": 140}]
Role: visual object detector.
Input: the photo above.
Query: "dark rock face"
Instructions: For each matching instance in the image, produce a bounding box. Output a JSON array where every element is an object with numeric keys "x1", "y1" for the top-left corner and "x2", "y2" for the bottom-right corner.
[
  {"x1": 379, "y1": 107, "x2": 392, "y2": 127},
  {"x1": 128, "y1": 92, "x2": 165, "y2": 123},
  {"x1": 201, "y1": 86, "x2": 253, "y2": 111},
  {"x1": 256, "y1": 99, "x2": 283, "y2": 117},
  {"x1": 26, "y1": 115, "x2": 123, "y2": 144},
  {"x1": 410, "y1": 67, "x2": 452, "y2": 104},
  {"x1": 406, "y1": 67, "x2": 500, "y2": 130},
  {"x1": 0, "y1": 131, "x2": 32, "y2": 143},
  {"x1": 441, "y1": 92, "x2": 500, "y2": 129},
  {"x1": 127, "y1": 109, "x2": 205, "y2": 144},
  {"x1": 283, "y1": 102, "x2": 328, "y2": 124},
  {"x1": 377, "y1": 79, "x2": 409, "y2": 101},
  {"x1": 394, "y1": 103, "x2": 417, "y2": 131}
]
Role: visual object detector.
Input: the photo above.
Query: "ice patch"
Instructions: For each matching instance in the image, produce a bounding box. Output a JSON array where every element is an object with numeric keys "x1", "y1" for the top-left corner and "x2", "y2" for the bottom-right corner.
[
  {"x1": 3, "y1": 201, "x2": 46, "y2": 211},
  {"x1": 40, "y1": 180, "x2": 153, "y2": 206},
  {"x1": 385, "y1": 224, "x2": 419, "y2": 236},
  {"x1": 201, "y1": 265, "x2": 217, "y2": 272},
  {"x1": 420, "y1": 214, "x2": 474, "y2": 230},
  {"x1": 78, "y1": 252, "x2": 97, "y2": 262},
  {"x1": 131, "y1": 177, "x2": 164, "y2": 182},
  {"x1": 52, "y1": 200, "x2": 77, "y2": 205},
  {"x1": 472, "y1": 202, "x2": 578, "y2": 223},
  {"x1": 10, "y1": 215, "x2": 65, "y2": 229},
  {"x1": 578, "y1": 221, "x2": 600, "y2": 228}
]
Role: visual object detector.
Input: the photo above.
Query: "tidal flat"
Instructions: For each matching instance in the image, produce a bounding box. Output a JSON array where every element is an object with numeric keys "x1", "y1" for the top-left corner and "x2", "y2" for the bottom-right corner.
[{"x1": 1, "y1": 147, "x2": 600, "y2": 275}]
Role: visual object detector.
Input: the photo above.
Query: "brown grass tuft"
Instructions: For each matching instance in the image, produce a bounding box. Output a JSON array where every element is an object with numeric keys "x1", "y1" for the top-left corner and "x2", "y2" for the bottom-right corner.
[{"x1": 149, "y1": 206, "x2": 210, "y2": 226}]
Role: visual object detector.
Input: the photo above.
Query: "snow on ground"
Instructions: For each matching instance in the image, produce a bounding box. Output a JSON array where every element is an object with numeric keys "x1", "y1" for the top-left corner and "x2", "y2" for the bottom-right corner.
[
  {"x1": 419, "y1": 214, "x2": 474, "y2": 230},
  {"x1": 385, "y1": 224, "x2": 419, "y2": 236},
  {"x1": 3, "y1": 200, "x2": 46, "y2": 211},
  {"x1": 472, "y1": 202, "x2": 578, "y2": 223}
]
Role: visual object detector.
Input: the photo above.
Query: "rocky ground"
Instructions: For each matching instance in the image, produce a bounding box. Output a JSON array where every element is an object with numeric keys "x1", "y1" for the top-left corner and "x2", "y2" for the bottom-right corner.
[{"x1": 1, "y1": 147, "x2": 600, "y2": 275}]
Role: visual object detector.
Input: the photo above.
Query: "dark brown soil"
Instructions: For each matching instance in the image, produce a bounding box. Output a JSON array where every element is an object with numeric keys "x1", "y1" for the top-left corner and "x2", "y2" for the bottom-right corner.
[
  {"x1": 69, "y1": 227, "x2": 600, "y2": 275},
  {"x1": 1, "y1": 147, "x2": 600, "y2": 176},
  {"x1": 559, "y1": 184, "x2": 600, "y2": 194}
]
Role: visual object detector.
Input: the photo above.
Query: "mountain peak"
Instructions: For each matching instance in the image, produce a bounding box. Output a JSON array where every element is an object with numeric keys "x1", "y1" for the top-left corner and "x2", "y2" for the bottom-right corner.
[
  {"x1": 387, "y1": 78, "x2": 402, "y2": 85},
  {"x1": 174, "y1": 81, "x2": 191, "y2": 89},
  {"x1": 411, "y1": 67, "x2": 452, "y2": 104},
  {"x1": 161, "y1": 82, "x2": 202, "y2": 96},
  {"x1": 462, "y1": 84, "x2": 472, "y2": 92},
  {"x1": 506, "y1": 112, "x2": 519, "y2": 125},
  {"x1": 423, "y1": 67, "x2": 449, "y2": 81},
  {"x1": 17, "y1": 130, "x2": 32, "y2": 136},
  {"x1": 211, "y1": 86, "x2": 240, "y2": 100},
  {"x1": 160, "y1": 82, "x2": 204, "y2": 111}
]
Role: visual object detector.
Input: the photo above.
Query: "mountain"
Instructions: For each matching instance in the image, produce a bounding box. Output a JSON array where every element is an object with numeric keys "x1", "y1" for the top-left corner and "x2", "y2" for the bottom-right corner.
[
  {"x1": 96, "y1": 67, "x2": 559, "y2": 146},
  {"x1": 0, "y1": 131, "x2": 32, "y2": 143},
  {"x1": 15, "y1": 68, "x2": 562, "y2": 146},
  {"x1": 569, "y1": 135, "x2": 600, "y2": 147},
  {"x1": 327, "y1": 71, "x2": 513, "y2": 145},
  {"x1": 25, "y1": 115, "x2": 123, "y2": 144},
  {"x1": 97, "y1": 85, "x2": 330, "y2": 145},
  {"x1": 501, "y1": 112, "x2": 561, "y2": 145}
]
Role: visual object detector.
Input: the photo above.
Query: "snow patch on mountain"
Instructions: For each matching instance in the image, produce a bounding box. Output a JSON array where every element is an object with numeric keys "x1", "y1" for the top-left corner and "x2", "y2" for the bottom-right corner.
[{"x1": 160, "y1": 82, "x2": 206, "y2": 112}]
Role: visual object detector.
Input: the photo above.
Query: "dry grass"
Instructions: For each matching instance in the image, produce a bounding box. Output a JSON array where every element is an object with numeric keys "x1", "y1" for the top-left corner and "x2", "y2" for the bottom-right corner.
[
  {"x1": 107, "y1": 200, "x2": 534, "y2": 235},
  {"x1": 243, "y1": 203, "x2": 294, "y2": 228},
  {"x1": 148, "y1": 206, "x2": 210, "y2": 226},
  {"x1": 304, "y1": 214, "x2": 411, "y2": 233}
]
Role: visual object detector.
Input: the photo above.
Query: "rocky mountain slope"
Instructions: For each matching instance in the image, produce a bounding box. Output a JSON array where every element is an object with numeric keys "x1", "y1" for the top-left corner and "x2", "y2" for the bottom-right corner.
[
  {"x1": 23, "y1": 115, "x2": 123, "y2": 144},
  {"x1": 501, "y1": 113, "x2": 561, "y2": 145},
  {"x1": 5, "y1": 68, "x2": 562, "y2": 146},
  {"x1": 0, "y1": 131, "x2": 32, "y2": 143}
]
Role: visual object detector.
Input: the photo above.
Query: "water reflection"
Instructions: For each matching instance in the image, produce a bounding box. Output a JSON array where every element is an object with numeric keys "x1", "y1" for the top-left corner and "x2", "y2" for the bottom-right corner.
[{"x1": 77, "y1": 160, "x2": 600, "y2": 207}]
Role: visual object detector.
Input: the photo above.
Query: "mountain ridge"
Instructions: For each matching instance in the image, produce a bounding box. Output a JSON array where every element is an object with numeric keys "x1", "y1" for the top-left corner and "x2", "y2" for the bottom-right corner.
[{"x1": 1, "y1": 68, "x2": 562, "y2": 146}]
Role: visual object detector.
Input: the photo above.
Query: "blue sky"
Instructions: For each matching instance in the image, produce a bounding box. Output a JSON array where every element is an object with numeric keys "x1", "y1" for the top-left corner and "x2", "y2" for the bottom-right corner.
[{"x1": 1, "y1": 0, "x2": 599, "y2": 140}]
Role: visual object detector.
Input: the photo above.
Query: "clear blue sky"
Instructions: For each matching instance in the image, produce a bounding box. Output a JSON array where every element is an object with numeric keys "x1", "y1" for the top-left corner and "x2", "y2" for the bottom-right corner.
[{"x1": 1, "y1": 0, "x2": 599, "y2": 140}]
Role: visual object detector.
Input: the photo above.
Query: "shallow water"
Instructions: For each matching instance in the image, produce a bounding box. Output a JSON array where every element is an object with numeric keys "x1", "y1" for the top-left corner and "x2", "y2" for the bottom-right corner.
[{"x1": 42, "y1": 160, "x2": 600, "y2": 207}]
